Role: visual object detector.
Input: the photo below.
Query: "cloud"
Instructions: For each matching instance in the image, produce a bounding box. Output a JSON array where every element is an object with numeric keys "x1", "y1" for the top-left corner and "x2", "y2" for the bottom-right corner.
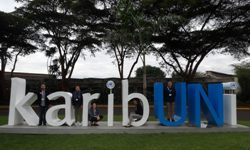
[{"x1": 0, "y1": 0, "x2": 22, "y2": 12}]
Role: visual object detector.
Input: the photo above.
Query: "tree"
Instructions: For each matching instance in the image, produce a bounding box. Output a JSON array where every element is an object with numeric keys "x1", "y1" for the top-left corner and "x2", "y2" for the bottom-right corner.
[
  {"x1": 106, "y1": 29, "x2": 141, "y2": 79},
  {"x1": 145, "y1": 0, "x2": 250, "y2": 82},
  {"x1": 18, "y1": 0, "x2": 106, "y2": 90},
  {"x1": 105, "y1": 0, "x2": 144, "y2": 79},
  {"x1": 0, "y1": 11, "x2": 37, "y2": 101},
  {"x1": 107, "y1": 0, "x2": 155, "y2": 96},
  {"x1": 135, "y1": 65, "x2": 166, "y2": 78},
  {"x1": 234, "y1": 62, "x2": 250, "y2": 102}
]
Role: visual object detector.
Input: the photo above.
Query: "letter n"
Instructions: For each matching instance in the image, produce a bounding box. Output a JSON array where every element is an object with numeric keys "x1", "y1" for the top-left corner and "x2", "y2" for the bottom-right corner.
[{"x1": 187, "y1": 83, "x2": 224, "y2": 127}]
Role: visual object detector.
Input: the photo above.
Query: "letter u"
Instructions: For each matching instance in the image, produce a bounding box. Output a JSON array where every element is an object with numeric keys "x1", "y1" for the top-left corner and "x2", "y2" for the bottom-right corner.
[{"x1": 154, "y1": 82, "x2": 186, "y2": 126}]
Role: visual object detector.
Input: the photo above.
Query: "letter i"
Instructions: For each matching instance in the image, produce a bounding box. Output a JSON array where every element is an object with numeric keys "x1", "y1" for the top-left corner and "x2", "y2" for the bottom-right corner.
[{"x1": 108, "y1": 93, "x2": 114, "y2": 126}]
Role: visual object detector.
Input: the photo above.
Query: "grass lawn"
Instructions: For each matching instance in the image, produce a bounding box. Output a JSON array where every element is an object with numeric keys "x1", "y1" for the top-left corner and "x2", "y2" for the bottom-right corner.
[
  {"x1": 1, "y1": 133, "x2": 250, "y2": 150},
  {"x1": 0, "y1": 115, "x2": 7, "y2": 125},
  {"x1": 1, "y1": 115, "x2": 250, "y2": 150},
  {"x1": 239, "y1": 121, "x2": 250, "y2": 127}
]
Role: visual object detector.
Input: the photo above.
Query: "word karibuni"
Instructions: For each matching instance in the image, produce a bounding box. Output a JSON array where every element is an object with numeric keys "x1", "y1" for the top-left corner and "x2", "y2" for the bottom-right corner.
[{"x1": 8, "y1": 78, "x2": 234, "y2": 128}]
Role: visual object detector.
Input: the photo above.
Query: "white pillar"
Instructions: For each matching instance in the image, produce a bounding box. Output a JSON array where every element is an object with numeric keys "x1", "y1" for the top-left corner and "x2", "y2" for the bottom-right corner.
[
  {"x1": 107, "y1": 93, "x2": 114, "y2": 126},
  {"x1": 223, "y1": 94, "x2": 237, "y2": 126}
]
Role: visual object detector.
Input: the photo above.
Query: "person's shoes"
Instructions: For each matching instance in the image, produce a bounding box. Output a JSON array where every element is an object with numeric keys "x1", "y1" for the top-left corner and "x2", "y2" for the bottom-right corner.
[
  {"x1": 124, "y1": 125, "x2": 133, "y2": 128},
  {"x1": 93, "y1": 123, "x2": 99, "y2": 126},
  {"x1": 167, "y1": 118, "x2": 171, "y2": 122},
  {"x1": 171, "y1": 118, "x2": 175, "y2": 122},
  {"x1": 38, "y1": 124, "x2": 42, "y2": 126}
]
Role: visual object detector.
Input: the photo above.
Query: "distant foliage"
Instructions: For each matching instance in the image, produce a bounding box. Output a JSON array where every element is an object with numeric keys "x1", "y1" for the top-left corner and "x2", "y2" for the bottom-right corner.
[
  {"x1": 235, "y1": 63, "x2": 250, "y2": 102},
  {"x1": 135, "y1": 65, "x2": 166, "y2": 78}
]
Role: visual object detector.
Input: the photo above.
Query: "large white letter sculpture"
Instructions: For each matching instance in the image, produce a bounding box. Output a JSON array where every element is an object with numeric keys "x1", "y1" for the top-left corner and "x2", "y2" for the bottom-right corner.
[
  {"x1": 122, "y1": 80, "x2": 149, "y2": 126},
  {"x1": 82, "y1": 93, "x2": 100, "y2": 126},
  {"x1": 45, "y1": 92, "x2": 74, "y2": 126},
  {"x1": 8, "y1": 78, "x2": 39, "y2": 126},
  {"x1": 108, "y1": 93, "x2": 114, "y2": 126}
]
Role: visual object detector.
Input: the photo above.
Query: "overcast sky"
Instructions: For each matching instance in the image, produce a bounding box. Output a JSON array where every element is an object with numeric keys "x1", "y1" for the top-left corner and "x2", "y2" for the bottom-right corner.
[{"x1": 0, "y1": 0, "x2": 242, "y2": 78}]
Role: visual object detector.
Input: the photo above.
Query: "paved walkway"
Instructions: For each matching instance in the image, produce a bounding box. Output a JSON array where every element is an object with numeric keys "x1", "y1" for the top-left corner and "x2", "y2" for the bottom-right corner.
[{"x1": 0, "y1": 122, "x2": 250, "y2": 134}]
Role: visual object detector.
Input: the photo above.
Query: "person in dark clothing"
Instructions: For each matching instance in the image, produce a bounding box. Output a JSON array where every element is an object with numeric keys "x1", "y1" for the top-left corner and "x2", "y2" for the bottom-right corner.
[
  {"x1": 88, "y1": 102, "x2": 103, "y2": 126},
  {"x1": 164, "y1": 80, "x2": 176, "y2": 122},
  {"x1": 125, "y1": 99, "x2": 143, "y2": 127},
  {"x1": 72, "y1": 85, "x2": 83, "y2": 126},
  {"x1": 37, "y1": 83, "x2": 50, "y2": 126}
]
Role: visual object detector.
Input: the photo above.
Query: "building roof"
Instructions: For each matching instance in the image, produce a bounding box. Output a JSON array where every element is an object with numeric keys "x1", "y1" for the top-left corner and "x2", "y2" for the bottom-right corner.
[{"x1": 4, "y1": 72, "x2": 52, "y2": 80}]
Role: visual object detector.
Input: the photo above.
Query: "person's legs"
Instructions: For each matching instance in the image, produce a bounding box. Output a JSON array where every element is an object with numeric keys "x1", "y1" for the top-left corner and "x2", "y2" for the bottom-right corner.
[
  {"x1": 74, "y1": 105, "x2": 82, "y2": 123},
  {"x1": 42, "y1": 107, "x2": 47, "y2": 125},
  {"x1": 128, "y1": 112, "x2": 135, "y2": 125},
  {"x1": 97, "y1": 115, "x2": 103, "y2": 121},
  {"x1": 166, "y1": 102, "x2": 171, "y2": 121},
  {"x1": 127, "y1": 113, "x2": 142, "y2": 126},
  {"x1": 90, "y1": 117, "x2": 98, "y2": 126},
  {"x1": 38, "y1": 106, "x2": 43, "y2": 125},
  {"x1": 132, "y1": 114, "x2": 142, "y2": 121},
  {"x1": 170, "y1": 102, "x2": 175, "y2": 121},
  {"x1": 77, "y1": 106, "x2": 82, "y2": 123},
  {"x1": 39, "y1": 106, "x2": 46, "y2": 125}
]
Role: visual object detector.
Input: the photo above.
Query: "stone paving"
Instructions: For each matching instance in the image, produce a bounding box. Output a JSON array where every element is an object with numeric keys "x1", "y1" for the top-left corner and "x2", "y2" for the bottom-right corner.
[{"x1": 0, "y1": 121, "x2": 250, "y2": 134}]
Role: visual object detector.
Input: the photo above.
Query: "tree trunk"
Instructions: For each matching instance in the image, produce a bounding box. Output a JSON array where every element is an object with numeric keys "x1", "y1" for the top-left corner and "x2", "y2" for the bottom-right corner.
[
  {"x1": 11, "y1": 51, "x2": 21, "y2": 77},
  {"x1": 0, "y1": 56, "x2": 6, "y2": 103},
  {"x1": 142, "y1": 53, "x2": 147, "y2": 97},
  {"x1": 183, "y1": 73, "x2": 195, "y2": 83},
  {"x1": 60, "y1": 70, "x2": 68, "y2": 91}
]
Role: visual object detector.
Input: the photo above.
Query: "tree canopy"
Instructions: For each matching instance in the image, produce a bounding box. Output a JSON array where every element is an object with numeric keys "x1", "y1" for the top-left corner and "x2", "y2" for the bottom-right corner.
[
  {"x1": 17, "y1": 0, "x2": 108, "y2": 89},
  {"x1": 0, "y1": 10, "x2": 37, "y2": 99},
  {"x1": 135, "y1": 65, "x2": 166, "y2": 78},
  {"x1": 146, "y1": 0, "x2": 250, "y2": 81}
]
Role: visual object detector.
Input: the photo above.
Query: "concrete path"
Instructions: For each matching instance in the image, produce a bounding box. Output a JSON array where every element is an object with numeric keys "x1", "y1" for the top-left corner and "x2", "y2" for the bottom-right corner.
[{"x1": 0, "y1": 122, "x2": 250, "y2": 134}]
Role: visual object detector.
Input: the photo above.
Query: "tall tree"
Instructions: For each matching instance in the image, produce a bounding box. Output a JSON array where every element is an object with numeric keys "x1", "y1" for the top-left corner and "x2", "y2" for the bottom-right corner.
[
  {"x1": 106, "y1": 29, "x2": 141, "y2": 79},
  {"x1": 146, "y1": 0, "x2": 250, "y2": 81},
  {"x1": 18, "y1": 0, "x2": 106, "y2": 89},
  {"x1": 107, "y1": 0, "x2": 155, "y2": 96},
  {"x1": 0, "y1": 11, "x2": 37, "y2": 101}
]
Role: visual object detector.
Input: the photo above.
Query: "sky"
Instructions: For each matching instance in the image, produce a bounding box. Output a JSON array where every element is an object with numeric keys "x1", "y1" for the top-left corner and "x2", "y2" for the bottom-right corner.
[{"x1": 0, "y1": 0, "x2": 243, "y2": 78}]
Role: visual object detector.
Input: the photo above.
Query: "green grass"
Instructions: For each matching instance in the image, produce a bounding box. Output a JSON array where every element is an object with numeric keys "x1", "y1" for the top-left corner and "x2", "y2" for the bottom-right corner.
[
  {"x1": 0, "y1": 133, "x2": 250, "y2": 150},
  {"x1": 0, "y1": 115, "x2": 8, "y2": 125},
  {"x1": 238, "y1": 121, "x2": 250, "y2": 127},
  {"x1": 1, "y1": 115, "x2": 250, "y2": 149}
]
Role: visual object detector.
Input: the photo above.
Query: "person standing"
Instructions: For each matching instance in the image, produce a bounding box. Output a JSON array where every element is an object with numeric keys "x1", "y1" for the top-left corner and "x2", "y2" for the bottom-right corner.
[
  {"x1": 165, "y1": 80, "x2": 176, "y2": 122},
  {"x1": 72, "y1": 85, "x2": 83, "y2": 126},
  {"x1": 38, "y1": 83, "x2": 49, "y2": 126}
]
